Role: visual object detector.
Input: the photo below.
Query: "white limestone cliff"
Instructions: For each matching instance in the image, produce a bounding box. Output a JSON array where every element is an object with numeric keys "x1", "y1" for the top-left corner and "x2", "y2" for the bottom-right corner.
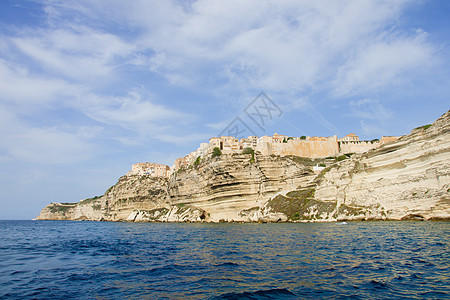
[{"x1": 37, "y1": 110, "x2": 450, "y2": 222}]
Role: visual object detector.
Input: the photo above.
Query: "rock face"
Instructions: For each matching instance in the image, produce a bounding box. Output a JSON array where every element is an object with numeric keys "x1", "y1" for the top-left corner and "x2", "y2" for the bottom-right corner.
[
  {"x1": 37, "y1": 111, "x2": 450, "y2": 222},
  {"x1": 37, "y1": 155, "x2": 317, "y2": 222},
  {"x1": 312, "y1": 111, "x2": 450, "y2": 221}
]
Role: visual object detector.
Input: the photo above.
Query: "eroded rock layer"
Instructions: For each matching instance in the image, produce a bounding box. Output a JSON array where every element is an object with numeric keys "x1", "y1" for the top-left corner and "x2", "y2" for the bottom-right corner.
[{"x1": 37, "y1": 111, "x2": 450, "y2": 222}]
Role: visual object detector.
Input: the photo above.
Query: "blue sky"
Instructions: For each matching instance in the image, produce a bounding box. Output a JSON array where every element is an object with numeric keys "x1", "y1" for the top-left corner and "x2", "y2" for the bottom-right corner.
[{"x1": 0, "y1": 0, "x2": 448, "y2": 219}]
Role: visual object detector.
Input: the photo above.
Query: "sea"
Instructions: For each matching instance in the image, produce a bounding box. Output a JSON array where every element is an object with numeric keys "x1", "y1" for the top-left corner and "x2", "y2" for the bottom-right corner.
[{"x1": 0, "y1": 220, "x2": 448, "y2": 299}]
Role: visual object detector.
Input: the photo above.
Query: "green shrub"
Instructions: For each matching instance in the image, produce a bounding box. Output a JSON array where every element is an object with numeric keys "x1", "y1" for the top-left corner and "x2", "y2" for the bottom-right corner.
[
  {"x1": 212, "y1": 147, "x2": 222, "y2": 158},
  {"x1": 290, "y1": 156, "x2": 315, "y2": 166},
  {"x1": 242, "y1": 148, "x2": 254, "y2": 155},
  {"x1": 300, "y1": 136, "x2": 306, "y2": 140},
  {"x1": 415, "y1": 124, "x2": 432, "y2": 130},
  {"x1": 193, "y1": 156, "x2": 201, "y2": 166},
  {"x1": 335, "y1": 155, "x2": 348, "y2": 162},
  {"x1": 176, "y1": 165, "x2": 186, "y2": 174},
  {"x1": 243, "y1": 147, "x2": 255, "y2": 163},
  {"x1": 319, "y1": 163, "x2": 326, "y2": 167},
  {"x1": 81, "y1": 196, "x2": 102, "y2": 205},
  {"x1": 266, "y1": 187, "x2": 336, "y2": 221},
  {"x1": 49, "y1": 204, "x2": 75, "y2": 214}
]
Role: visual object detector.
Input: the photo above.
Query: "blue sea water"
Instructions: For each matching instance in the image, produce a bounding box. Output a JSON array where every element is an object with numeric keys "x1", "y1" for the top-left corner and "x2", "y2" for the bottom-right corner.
[{"x1": 0, "y1": 221, "x2": 448, "y2": 299}]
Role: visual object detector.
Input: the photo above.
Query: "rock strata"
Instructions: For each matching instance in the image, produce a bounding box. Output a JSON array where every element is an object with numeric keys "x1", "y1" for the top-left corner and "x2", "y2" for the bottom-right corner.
[{"x1": 37, "y1": 111, "x2": 450, "y2": 222}]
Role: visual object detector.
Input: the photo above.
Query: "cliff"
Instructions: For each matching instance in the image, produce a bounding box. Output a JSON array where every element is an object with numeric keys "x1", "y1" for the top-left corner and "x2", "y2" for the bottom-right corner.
[
  {"x1": 37, "y1": 154, "x2": 318, "y2": 222},
  {"x1": 37, "y1": 111, "x2": 450, "y2": 222}
]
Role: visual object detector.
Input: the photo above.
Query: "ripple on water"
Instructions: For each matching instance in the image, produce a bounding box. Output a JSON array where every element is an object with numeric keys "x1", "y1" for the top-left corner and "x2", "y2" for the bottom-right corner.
[{"x1": 0, "y1": 220, "x2": 448, "y2": 299}]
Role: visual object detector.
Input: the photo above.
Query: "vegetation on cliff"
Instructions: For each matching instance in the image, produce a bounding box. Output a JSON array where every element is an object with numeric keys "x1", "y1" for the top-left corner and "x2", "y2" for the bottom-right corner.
[
  {"x1": 266, "y1": 187, "x2": 337, "y2": 221},
  {"x1": 212, "y1": 147, "x2": 222, "y2": 158},
  {"x1": 242, "y1": 148, "x2": 255, "y2": 163},
  {"x1": 37, "y1": 110, "x2": 450, "y2": 223}
]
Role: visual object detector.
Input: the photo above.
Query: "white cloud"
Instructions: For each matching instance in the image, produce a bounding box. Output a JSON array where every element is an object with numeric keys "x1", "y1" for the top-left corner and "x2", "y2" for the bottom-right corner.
[
  {"x1": 299, "y1": 102, "x2": 340, "y2": 135},
  {"x1": 11, "y1": 26, "x2": 134, "y2": 82},
  {"x1": 0, "y1": 59, "x2": 82, "y2": 105},
  {"x1": 360, "y1": 120, "x2": 386, "y2": 137},
  {"x1": 80, "y1": 91, "x2": 189, "y2": 128},
  {"x1": 0, "y1": 0, "x2": 443, "y2": 155},
  {"x1": 121, "y1": 1, "x2": 410, "y2": 89},
  {"x1": 334, "y1": 32, "x2": 436, "y2": 96},
  {"x1": 0, "y1": 107, "x2": 100, "y2": 164},
  {"x1": 74, "y1": 91, "x2": 203, "y2": 145},
  {"x1": 205, "y1": 119, "x2": 235, "y2": 131},
  {"x1": 26, "y1": 0, "x2": 436, "y2": 103},
  {"x1": 349, "y1": 99, "x2": 393, "y2": 120},
  {"x1": 349, "y1": 99, "x2": 394, "y2": 137},
  {"x1": 153, "y1": 132, "x2": 212, "y2": 146}
]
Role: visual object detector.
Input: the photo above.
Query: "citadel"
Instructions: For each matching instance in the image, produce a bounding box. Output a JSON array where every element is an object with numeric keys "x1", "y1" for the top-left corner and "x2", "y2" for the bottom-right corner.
[
  {"x1": 38, "y1": 110, "x2": 450, "y2": 223},
  {"x1": 128, "y1": 133, "x2": 399, "y2": 178}
]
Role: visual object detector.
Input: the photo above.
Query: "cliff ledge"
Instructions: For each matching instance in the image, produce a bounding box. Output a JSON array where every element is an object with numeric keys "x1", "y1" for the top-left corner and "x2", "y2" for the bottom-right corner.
[{"x1": 37, "y1": 111, "x2": 450, "y2": 222}]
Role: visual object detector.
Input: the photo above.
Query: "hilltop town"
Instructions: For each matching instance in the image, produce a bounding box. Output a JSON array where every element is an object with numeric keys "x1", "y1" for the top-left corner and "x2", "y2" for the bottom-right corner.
[
  {"x1": 127, "y1": 133, "x2": 399, "y2": 177},
  {"x1": 37, "y1": 110, "x2": 450, "y2": 223}
]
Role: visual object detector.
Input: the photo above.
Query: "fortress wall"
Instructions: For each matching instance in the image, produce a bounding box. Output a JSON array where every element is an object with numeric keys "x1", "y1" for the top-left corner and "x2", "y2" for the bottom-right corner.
[
  {"x1": 255, "y1": 142, "x2": 273, "y2": 156},
  {"x1": 380, "y1": 136, "x2": 399, "y2": 145},
  {"x1": 270, "y1": 137, "x2": 339, "y2": 158},
  {"x1": 339, "y1": 141, "x2": 380, "y2": 154}
]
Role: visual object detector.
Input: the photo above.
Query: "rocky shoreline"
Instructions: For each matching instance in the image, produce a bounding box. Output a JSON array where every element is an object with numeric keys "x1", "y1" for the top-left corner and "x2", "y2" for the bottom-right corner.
[{"x1": 37, "y1": 111, "x2": 450, "y2": 223}]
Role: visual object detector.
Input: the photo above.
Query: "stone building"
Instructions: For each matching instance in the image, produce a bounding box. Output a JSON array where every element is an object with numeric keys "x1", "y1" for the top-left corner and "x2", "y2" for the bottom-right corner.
[
  {"x1": 196, "y1": 143, "x2": 210, "y2": 157},
  {"x1": 128, "y1": 162, "x2": 170, "y2": 178},
  {"x1": 240, "y1": 136, "x2": 258, "y2": 149},
  {"x1": 209, "y1": 137, "x2": 221, "y2": 149},
  {"x1": 208, "y1": 136, "x2": 241, "y2": 152},
  {"x1": 338, "y1": 133, "x2": 360, "y2": 142},
  {"x1": 168, "y1": 132, "x2": 401, "y2": 175},
  {"x1": 272, "y1": 133, "x2": 288, "y2": 143},
  {"x1": 258, "y1": 135, "x2": 273, "y2": 144},
  {"x1": 171, "y1": 156, "x2": 188, "y2": 173},
  {"x1": 220, "y1": 136, "x2": 241, "y2": 153}
]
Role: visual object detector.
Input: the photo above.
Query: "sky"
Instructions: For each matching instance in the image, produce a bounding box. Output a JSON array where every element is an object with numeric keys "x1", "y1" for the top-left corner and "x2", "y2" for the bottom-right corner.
[{"x1": 0, "y1": 0, "x2": 449, "y2": 219}]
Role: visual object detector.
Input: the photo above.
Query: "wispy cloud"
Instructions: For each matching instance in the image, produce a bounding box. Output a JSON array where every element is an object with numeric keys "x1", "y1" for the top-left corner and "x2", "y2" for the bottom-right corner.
[
  {"x1": 349, "y1": 99, "x2": 394, "y2": 137},
  {"x1": 349, "y1": 99, "x2": 393, "y2": 121},
  {"x1": 81, "y1": 92, "x2": 187, "y2": 126},
  {"x1": 0, "y1": 58, "x2": 82, "y2": 106},
  {"x1": 92, "y1": 0, "x2": 425, "y2": 97},
  {"x1": 333, "y1": 31, "x2": 436, "y2": 97},
  {"x1": 7, "y1": 1, "x2": 438, "y2": 110},
  {"x1": 0, "y1": 0, "x2": 445, "y2": 162},
  {"x1": 77, "y1": 91, "x2": 196, "y2": 143},
  {"x1": 0, "y1": 106, "x2": 100, "y2": 164},
  {"x1": 11, "y1": 26, "x2": 134, "y2": 83},
  {"x1": 0, "y1": 0, "x2": 448, "y2": 219}
]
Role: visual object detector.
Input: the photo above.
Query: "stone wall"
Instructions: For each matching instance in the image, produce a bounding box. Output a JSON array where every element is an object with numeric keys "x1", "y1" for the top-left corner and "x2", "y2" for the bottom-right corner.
[
  {"x1": 380, "y1": 136, "x2": 399, "y2": 145},
  {"x1": 338, "y1": 141, "x2": 380, "y2": 154},
  {"x1": 257, "y1": 136, "x2": 340, "y2": 158},
  {"x1": 36, "y1": 110, "x2": 450, "y2": 222}
]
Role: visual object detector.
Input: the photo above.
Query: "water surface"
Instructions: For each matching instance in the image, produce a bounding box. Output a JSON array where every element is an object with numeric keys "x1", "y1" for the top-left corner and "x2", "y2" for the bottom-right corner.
[{"x1": 0, "y1": 221, "x2": 448, "y2": 299}]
